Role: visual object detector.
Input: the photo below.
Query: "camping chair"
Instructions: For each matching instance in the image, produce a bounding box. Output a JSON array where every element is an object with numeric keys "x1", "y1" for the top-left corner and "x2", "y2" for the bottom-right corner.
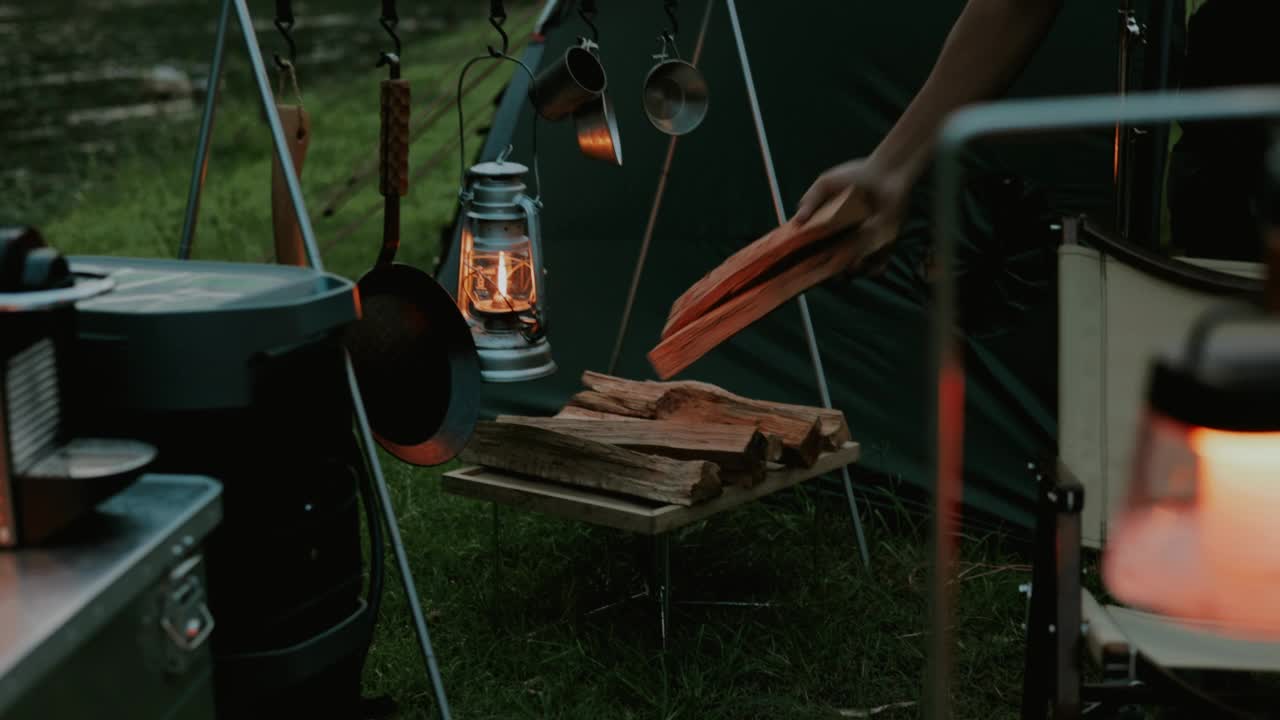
[{"x1": 1021, "y1": 216, "x2": 1275, "y2": 718}]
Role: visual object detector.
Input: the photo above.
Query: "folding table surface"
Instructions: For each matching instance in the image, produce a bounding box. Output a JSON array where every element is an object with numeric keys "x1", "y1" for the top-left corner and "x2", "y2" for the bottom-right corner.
[{"x1": 442, "y1": 442, "x2": 861, "y2": 535}]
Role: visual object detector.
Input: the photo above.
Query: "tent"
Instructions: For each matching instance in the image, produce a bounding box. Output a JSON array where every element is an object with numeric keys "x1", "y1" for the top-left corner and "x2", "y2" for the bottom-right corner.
[{"x1": 437, "y1": 0, "x2": 1146, "y2": 529}]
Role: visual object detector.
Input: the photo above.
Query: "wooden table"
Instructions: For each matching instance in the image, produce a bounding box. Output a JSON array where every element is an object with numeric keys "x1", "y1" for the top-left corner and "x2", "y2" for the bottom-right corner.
[{"x1": 442, "y1": 443, "x2": 861, "y2": 644}]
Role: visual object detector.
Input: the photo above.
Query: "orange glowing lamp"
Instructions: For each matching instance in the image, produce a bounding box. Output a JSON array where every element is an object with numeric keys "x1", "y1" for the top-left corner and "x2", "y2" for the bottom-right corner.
[
  {"x1": 460, "y1": 245, "x2": 536, "y2": 316},
  {"x1": 455, "y1": 154, "x2": 555, "y2": 383},
  {"x1": 1103, "y1": 307, "x2": 1280, "y2": 639}
]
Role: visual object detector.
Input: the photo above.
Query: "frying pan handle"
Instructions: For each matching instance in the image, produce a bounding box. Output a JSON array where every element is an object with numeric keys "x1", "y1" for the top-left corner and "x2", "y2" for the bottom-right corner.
[
  {"x1": 517, "y1": 193, "x2": 547, "y2": 335},
  {"x1": 378, "y1": 78, "x2": 411, "y2": 267}
]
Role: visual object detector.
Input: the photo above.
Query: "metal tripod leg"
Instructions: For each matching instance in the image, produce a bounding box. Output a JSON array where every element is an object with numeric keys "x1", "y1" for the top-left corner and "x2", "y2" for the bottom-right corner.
[
  {"x1": 724, "y1": 0, "x2": 870, "y2": 571},
  {"x1": 177, "y1": 0, "x2": 230, "y2": 260},
  {"x1": 348, "y1": 358, "x2": 454, "y2": 720},
  {"x1": 228, "y1": 0, "x2": 323, "y2": 270},
  {"x1": 179, "y1": 1, "x2": 453, "y2": 717}
]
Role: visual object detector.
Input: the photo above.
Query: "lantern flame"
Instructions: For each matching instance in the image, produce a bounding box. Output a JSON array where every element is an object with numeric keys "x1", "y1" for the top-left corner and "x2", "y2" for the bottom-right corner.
[{"x1": 497, "y1": 251, "x2": 508, "y2": 297}]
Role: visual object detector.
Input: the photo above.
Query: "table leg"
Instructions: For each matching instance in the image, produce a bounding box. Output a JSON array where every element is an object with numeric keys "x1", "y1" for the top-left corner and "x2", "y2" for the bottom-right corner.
[
  {"x1": 811, "y1": 488, "x2": 822, "y2": 582},
  {"x1": 491, "y1": 502, "x2": 501, "y2": 613},
  {"x1": 653, "y1": 534, "x2": 671, "y2": 650}
]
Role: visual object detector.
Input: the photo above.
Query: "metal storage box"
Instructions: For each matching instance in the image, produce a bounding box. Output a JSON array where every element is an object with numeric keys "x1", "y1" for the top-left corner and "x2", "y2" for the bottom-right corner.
[{"x1": 0, "y1": 474, "x2": 223, "y2": 720}]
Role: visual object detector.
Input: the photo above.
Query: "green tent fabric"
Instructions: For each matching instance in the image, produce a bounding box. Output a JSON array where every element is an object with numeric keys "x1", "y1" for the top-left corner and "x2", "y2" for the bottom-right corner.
[{"x1": 438, "y1": 1, "x2": 1136, "y2": 528}]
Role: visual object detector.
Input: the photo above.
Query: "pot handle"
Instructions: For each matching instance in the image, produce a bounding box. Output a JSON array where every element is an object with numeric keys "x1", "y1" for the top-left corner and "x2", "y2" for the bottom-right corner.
[{"x1": 517, "y1": 193, "x2": 548, "y2": 339}]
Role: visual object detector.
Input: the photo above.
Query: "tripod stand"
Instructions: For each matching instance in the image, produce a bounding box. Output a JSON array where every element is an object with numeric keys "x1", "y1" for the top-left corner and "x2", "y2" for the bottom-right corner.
[{"x1": 174, "y1": 1, "x2": 452, "y2": 718}]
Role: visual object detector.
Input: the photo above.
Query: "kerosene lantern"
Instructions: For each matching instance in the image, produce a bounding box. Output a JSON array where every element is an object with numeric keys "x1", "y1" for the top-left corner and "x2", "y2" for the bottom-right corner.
[
  {"x1": 455, "y1": 150, "x2": 556, "y2": 382},
  {"x1": 1103, "y1": 305, "x2": 1280, "y2": 639}
]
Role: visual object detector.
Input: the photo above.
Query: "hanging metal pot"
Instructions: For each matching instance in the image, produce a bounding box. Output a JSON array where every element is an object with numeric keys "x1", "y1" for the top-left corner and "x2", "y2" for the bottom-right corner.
[
  {"x1": 642, "y1": 31, "x2": 708, "y2": 136},
  {"x1": 343, "y1": 53, "x2": 480, "y2": 467}
]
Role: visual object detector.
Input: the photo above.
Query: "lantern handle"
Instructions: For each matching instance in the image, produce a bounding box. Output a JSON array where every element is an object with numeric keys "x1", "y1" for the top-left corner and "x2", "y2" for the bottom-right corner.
[
  {"x1": 1184, "y1": 303, "x2": 1263, "y2": 371},
  {"x1": 517, "y1": 193, "x2": 548, "y2": 341},
  {"x1": 455, "y1": 53, "x2": 542, "y2": 202}
]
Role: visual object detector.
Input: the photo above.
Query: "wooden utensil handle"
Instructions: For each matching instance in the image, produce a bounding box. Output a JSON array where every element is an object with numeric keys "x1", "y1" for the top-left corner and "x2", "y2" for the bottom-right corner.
[
  {"x1": 271, "y1": 104, "x2": 311, "y2": 266},
  {"x1": 380, "y1": 79, "x2": 411, "y2": 197}
]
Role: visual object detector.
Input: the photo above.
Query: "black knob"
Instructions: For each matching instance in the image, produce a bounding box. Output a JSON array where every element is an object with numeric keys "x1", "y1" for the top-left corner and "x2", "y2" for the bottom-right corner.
[
  {"x1": 0, "y1": 226, "x2": 46, "y2": 292},
  {"x1": 20, "y1": 248, "x2": 72, "y2": 291},
  {"x1": 0, "y1": 227, "x2": 75, "y2": 292}
]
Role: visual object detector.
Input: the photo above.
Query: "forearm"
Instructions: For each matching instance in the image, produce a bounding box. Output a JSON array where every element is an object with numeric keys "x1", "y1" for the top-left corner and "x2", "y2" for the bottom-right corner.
[{"x1": 874, "y1": 0, "x2": 1064, "y2": 178}]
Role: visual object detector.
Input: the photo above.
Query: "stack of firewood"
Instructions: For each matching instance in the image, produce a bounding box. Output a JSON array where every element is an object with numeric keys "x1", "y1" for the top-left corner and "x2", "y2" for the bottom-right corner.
[{"x1": 460, "y1": 372, "x2": 850, "y2": 507}]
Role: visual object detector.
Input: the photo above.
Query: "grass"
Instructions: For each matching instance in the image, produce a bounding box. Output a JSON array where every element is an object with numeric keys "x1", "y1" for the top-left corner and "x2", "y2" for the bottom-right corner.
[
  {"x1": 366, "y1": 462, "x2": 1034, "y2": 719},
  {"x1": 9, "y1": 12, "x2": 1034, "y2": 719},
  {"x1": 6, "y1": 8, "x2": 535, "y2": 274}
]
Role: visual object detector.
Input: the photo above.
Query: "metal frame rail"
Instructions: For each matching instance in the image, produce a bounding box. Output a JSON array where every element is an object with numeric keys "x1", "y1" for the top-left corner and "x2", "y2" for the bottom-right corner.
[{"x1": 928, "y1": 85, "x2": 1280, "y2": 720}]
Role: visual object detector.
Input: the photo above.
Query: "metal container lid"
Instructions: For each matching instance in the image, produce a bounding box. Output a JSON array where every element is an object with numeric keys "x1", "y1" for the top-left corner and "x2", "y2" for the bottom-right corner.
[
  {"x1": 0, "y1": 227, "x2": 115, "y2": 312},
  {"x1": 0, "y1": 274, "x2": 114, "y2": 313},
  {"x1": 468, "y1": 160, "x2": 529, "y2": 179},
  {"x1": 68, "y1": 256, "x2": 358, "y2": 412}
]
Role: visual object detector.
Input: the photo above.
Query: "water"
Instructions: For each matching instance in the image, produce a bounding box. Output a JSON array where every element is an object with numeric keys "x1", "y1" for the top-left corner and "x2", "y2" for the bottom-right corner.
[{"x1": 1, "y1": 0, "x2": 477, "y2": 194}]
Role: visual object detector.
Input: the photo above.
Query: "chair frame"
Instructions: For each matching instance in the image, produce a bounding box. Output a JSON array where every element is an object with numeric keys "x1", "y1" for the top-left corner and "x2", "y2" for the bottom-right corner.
[{"x1": 1020, "y1": 459, "x2": 1279, "y2": 719}]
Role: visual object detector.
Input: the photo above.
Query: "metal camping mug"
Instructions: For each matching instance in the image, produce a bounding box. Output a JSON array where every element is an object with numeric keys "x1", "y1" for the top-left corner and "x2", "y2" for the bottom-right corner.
[
  {"x1": 574, "y1": 92, "x2": 623, "y2": 165},
  {"x1": 642, "y1": 35, "x2": 708, "y2": 136},
  {"x1": 531, "y1": 39, "x2": 608, "y2": 121}
]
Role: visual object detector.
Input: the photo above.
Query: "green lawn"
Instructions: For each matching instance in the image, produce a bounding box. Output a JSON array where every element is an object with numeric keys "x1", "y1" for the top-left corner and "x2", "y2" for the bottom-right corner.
[
  {"x1": 366, "y1": 465, "x2": 1032, "y2": 719},
  {"x1": 9, "y1": 13, "x2": 1033, "y2": 720}
]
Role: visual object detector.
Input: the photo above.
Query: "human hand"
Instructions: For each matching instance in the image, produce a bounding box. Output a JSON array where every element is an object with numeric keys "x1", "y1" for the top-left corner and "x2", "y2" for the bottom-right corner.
[{"x1": 794, "y1": 156, "x2": 913, "y2": 277}]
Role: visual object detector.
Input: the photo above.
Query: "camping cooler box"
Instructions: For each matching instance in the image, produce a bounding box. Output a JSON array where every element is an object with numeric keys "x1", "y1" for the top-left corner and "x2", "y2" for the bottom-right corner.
[
  {"x1": 63, "y1": 256, "x2": 373, "y2": 719},
  {"x1": 0, "y1": 474, "x2": 223, "y2": 720}
]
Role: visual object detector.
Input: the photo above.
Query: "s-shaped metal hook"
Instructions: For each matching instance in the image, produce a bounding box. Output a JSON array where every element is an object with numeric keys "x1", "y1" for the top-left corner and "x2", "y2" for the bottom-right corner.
[
  {"x1": 488, "y1": 0, "x2": 510, "y2": 57},
  {"x1": 579, "y1": 0, "x2": 599, "y2": 44},
  {"x1": 380, "y1": 0, "x2": 401, "y2": 58},
  {"x1": 664, "y1": 0, "x2": 679, "y2": 39},
  {"x1": 272, "y1": 0, "x2": 296, "y2": 71}
]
